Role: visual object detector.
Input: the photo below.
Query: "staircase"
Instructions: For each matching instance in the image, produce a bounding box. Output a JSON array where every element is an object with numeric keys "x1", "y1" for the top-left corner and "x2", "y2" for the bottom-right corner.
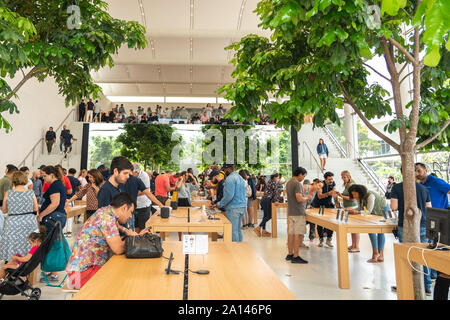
[
  {"x1": 297, "y1": 123, "x2": 385, "y2": 196},
  {"x1": 19, "y1": 109, "x2": 83, "y2": 172}
]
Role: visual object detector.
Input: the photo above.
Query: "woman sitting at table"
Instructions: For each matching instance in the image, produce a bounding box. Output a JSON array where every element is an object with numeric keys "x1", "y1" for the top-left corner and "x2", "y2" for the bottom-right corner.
[
  {"x1": 66, "y1": 193, "x2": 149, "y2": 290},
  {"x1": 347, "y1": 184, "x2": 387, "y2": 263},
  {"x1": 67, "y1": 169, "x2": 104, "y2": 221},
  {"x1": 175, "y1": 171, "x2": 199, "y2": 207}
]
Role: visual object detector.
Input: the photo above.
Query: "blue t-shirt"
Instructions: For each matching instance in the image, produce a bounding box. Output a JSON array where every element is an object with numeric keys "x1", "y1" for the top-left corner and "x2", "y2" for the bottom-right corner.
[
  {"x1": 390, "y1": 182, "x2": 431, "y2": 227},
  {"x1": 121, "y1": 175, "x2": 146, "y2": 203},
  {"x1": 41, "y1": 180, "x2": 67, "y2": 213},
  {"x1": 421, "y1": 174, "x2": 450, "y2": 209},
  {"x1": 97, "y1": 180, "x2": 123, "y2": 209},
  {"x1": 67, "y1": 176, "x2": 81, "y2": 198}
]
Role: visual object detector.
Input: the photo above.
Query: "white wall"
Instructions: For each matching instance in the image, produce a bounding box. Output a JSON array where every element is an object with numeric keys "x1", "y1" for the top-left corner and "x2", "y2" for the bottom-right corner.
[{"x1": 0, "y1": 74, "x2": 75, "y2": 171}]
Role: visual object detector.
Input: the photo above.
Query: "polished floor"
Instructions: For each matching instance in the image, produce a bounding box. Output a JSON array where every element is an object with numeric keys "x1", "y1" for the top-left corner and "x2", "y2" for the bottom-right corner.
[{"x1": 1, "y1": 208, "x2": 438, "y2": 300}]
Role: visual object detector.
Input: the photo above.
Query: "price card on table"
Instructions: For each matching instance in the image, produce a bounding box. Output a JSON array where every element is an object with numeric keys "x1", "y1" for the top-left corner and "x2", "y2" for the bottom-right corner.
[{"x1": 183, "y1": 235, "x2": 208, "y2": 254}]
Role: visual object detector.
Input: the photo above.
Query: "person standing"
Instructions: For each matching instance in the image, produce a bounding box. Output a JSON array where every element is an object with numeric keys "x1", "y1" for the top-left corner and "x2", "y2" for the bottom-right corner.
[
  {"x1": 63, "y1": 130, "x2": 77, "y2": 156},
  {"x1": 67, "y1": 168, "x2": 81, "y2": 199},
  {"x1": 94, "y1": 100, "x2": 102, "y2": 122},
  {"x1": 60, "y1": 125, "x2": 69, "y2": 154},
  {"x1": 347, "y1": 184, "x2": 387, "y2": 263},
  {"x1": 0, "y1": 171, "x2": 38, "y2": 263},
  {"x1": 129, "y1": 164, "x2": 164, "y2": 233},
  {"x1": 316, "y1": 171, "x2": 337, "y2": 247},
  {"x1": 384, "y1": 176, "x2": 396, "y2": 216},
  {"x1": 390, "y1": 174, "x2": 433, "y2": 295},
  {"x1": 210, "y1": 170, "x2": 225, "y2": 208},
  {"x1": 0, "y1": 165, "x2": 18, "y2": 208},
  {"x1": 254, "y1": 173, "x2": 282, "y2": 237},
  {"x1": 78, "y1": 99, "x2": 86, "y2": 122},
  {"x1": 78, "y1": 169, "x2": 88, "y2": 187},
  {"x1": 155, "y1": 170, "x2": 174, "y2": 206},
  {"x1": 336, "y1": 171, "x2": 359, "y2": 252},
  {"x1": 217, "y1": 164, "x2": 247, "y2": 242},
  {"x1": 245, "y1": 169, "x2": 256, "y2": 228},
  {"x1": 67, "y1": 169, "x2": 104, "y2": 221},
  {"x1": 415, "y1": 162, "x2": 450, "y2": 281},
  {"x1": 45, "y1": 127, "x2": 57, "y2": 155},
  {"x1": 39, "y1": 165, "x2": 68, "y2": 282},
  {"x1": 175, "y1": 171, "x2": 199, "y2": 207},
  {"x1": 285, "y1": 167, "x2": 315, "y2": 263},
  {"x1": 316, "y1": 138, "x2": 329, "y2": 170},
  {"x1": 31, "y1": 170, "x2": 43, "y2": 204}
]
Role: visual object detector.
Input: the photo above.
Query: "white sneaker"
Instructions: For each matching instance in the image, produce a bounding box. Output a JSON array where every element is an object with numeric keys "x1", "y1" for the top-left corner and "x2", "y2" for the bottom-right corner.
[{"x1": 326, "y1": 238, "x2": 334, "y2": 248}]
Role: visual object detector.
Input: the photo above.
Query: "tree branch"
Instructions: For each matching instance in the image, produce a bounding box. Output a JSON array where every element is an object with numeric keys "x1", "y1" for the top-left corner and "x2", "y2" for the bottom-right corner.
[
  {"x1": 398, "y1": 62, "x2": 409, "y2": 76},
  {"x1": 389, "y1": 37, "x2": 416, "y2": 65},
  {"x1": 1, "y1": 67, "x2": 40, "y2": 103},
  {"x1": 363, "y1": 62, "x2": 391, "y2": 82},
  {"x1": 338, "y1": 81, "x2": 400, "y2": 151},
  {"x1": 415, "y1": 120, "x2": 450, "y2": 150},
  {"x1": 399, "y1": 71, "x2": 414, "y2": 85}
]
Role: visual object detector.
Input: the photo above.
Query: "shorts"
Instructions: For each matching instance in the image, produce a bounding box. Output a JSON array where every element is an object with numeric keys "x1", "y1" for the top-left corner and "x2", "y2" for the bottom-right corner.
[
  {"x1": 135, "y1": 206, "x2": 151, "y2": 230},
  {"x1": 247, "y1": 197, "x2": 253, "y2": 207},
  {"x1": 156, "y1": 196, "x2": 168, "y2": 207},
  {"x1": 288, "y1": 215, "x2": 306, "y2": 235},
  {"x1": 319, "y1": 153, "x2": 327, "y2": 159}
]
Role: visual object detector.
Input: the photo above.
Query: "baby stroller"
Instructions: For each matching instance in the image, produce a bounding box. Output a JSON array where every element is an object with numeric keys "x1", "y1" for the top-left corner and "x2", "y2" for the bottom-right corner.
[{"x1": 0, "y1": 221, "x2": 61, "y2": 300}]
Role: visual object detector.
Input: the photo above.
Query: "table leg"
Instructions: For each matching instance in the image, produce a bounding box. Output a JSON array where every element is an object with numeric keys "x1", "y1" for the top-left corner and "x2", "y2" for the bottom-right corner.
[
  {"x1": 160, "y1": 232, "x2": 166, "y2": 241},
  {"x1": 211, "y1": 232, "x2": 218, "y2": 241},
  {"x1": 336, "y1": 228, "x2": 350, "y2": 289},
  {"x1": 253, "y1": 199, "x2": 259, "y2": 225},
  {"x1": 223, "y1": 224, "x2": 232, "y2": 242},
  {"x1": 394, "y1": 245, "x2": 414, "y2": 300},
  {"x1": 271, "y1": 203, "x2": 277, "y2": 238}
]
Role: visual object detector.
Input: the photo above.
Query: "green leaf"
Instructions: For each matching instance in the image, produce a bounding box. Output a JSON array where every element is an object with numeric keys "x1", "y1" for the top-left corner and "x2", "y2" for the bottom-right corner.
[
  {"x1": 330, "y1": 44, "x2": 347, "y2": 65},
  {"x1": 381, "y1": 0, "x2": 407, "y2": 16},
  {"x1": 319, "y1": 0, "x2": 332, "y2": 12},
  {"x1": 423, "y1": 0, "x2": 450, "y2": 51},
  {"x1": 318, "y1": 28, "x2": 337, "y2": 47},
  {"x1": 424, "y1": 46, "x2": 441, "y2": 67}
]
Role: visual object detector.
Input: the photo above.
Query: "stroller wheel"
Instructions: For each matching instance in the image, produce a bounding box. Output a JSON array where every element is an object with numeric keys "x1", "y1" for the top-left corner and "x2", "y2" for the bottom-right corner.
[
  {"x1": 28, "y1": 294, "x2": 39, "y2": 300},
  {"x1": 32, "y1": 288, "x2": 41, "y2": 297}
]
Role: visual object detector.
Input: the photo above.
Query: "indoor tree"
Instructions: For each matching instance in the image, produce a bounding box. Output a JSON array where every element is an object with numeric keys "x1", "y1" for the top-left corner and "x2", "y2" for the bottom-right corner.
[
  {"x1": 0, "y1": 0, "x2": 147, "y2": 132},
  {"x1": 219, "y1": 0, "x2": 449, "y2": 299},
  {"x1": 117, "y1": 124, "x2": 182, "y2": 171}
]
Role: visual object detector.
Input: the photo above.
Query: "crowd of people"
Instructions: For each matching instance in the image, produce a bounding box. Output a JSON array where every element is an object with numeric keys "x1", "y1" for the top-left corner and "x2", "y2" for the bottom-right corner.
[
  {"x1": 77, "y1": 101, "x2": 277, "y2": 125},
  {"x1": 0, "y1": 156, "x2": 449, "y2": 299}
]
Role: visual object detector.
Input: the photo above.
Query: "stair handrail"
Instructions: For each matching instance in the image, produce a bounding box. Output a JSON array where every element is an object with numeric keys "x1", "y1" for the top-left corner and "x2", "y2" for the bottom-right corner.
[
  {"x1": 19, "y1": 108, "x2": 75, "y2": 168},
  {"x1": 301, "y1": 141, "x2": 324, "y2": 175},
  {"x1": 323, "y1": 124, "x2": 386, "y2": 195},
  {"x1": 322, "y1": 125, "x2": 347, "y2": 158}
]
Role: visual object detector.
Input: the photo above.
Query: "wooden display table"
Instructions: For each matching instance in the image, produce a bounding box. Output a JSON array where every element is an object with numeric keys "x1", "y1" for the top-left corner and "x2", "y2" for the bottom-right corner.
[
  {"x1": 271, "y1": 204, "x2": 397, "y2": 289},
  {"x1": 394, "y1": 243, "x2": 450, "y2": 300},
  {"x1": 306, "y1": 207, "x2": 396, "y2": 289},
  {"x1": 66, "y1": 205, "x2": 86, "y2": 220},
  {"x1": 73, "y1": 241, "x2": 296, "y2": 300},
  {"x1": 145, "y1": 206, "x2": 232, "y2": 242}
]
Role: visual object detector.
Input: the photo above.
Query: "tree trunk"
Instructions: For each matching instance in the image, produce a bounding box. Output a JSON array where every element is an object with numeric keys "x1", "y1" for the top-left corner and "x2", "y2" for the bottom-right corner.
[{"x1": 401, "y1": 149, "x2": 425, "y2": 300}]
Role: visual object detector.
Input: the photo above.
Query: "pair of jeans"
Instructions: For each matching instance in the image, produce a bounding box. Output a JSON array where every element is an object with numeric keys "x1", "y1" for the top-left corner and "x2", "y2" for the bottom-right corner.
[
  {"x1": 384, "y1": 203, "x2": 390, "y2": 217},
  {"x1": 368, "y1": 233, "x2": 386, "y2": 250},
  {"x1": 434, "y1": 276, "x2": 450, "y2": 300},
  {"x1": 398, "y1": 226, "x2": 432, "y2": 291},
  {"x1": 226, "y1": 207, "x2": 245, "y2": 242},
  {"x1": 41, "y1": 211, "x2": 67, "y2": 234},
  {"x1": 59, "y1": 139, "x2": 64, "y2": 152},
  {"x1": 259, "y1": 198, "x2": 273, "y2": 230}
]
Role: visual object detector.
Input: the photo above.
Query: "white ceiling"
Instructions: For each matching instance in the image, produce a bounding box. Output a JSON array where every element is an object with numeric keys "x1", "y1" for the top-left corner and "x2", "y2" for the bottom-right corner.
[{"x1": 93, "y1": 0, "x2": 271, "y2": 101}]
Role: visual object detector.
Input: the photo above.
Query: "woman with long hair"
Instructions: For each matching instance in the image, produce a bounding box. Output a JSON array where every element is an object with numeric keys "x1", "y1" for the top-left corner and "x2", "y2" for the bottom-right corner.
[
  {"x1": 78, "y1": 169, "x2": 88, "y2": 187},
  {"x1": 336, "y1": 171, "x2": 360, "y2": 252},
  {"x1": 316, "y1": 138, "x2": 329, "y2": 170},
  {"x1": 67, "y1": 169, "x2": 104, "y2": 221},
  {"x1": 254, "y1": 173, "x2": 282, "y2": 237},
  {"x1": 347, "y1": 184, "x2": 387, "y2": 263}
]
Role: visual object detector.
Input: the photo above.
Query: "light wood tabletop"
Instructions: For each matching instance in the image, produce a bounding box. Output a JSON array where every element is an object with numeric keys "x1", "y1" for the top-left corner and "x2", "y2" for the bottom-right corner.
[
  {"x1": 394, "y1": 243, "x2": 450, "y2": 300},
  {"x1": 66, "y1": 205, "x2": 86, "y2": 219},
  {"x1": 189, "y1": 242, "x2": 297, "y2": 300},
  {"x1": 72, "y1": 241, "x2": 296, "y2": 300},
  {"x1": 145, "y1": 206, "x2": 232, "y2": 242},
  {"x1": 72, "y1": 242, "x2": 186, "y2": 300}
]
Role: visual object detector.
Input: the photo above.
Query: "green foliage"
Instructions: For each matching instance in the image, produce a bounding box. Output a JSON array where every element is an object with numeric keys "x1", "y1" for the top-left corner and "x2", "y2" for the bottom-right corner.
[
  {"x1": 117, "y1": 124, "x2": 181, "y2": 170},
  {"x1": 0, "y1": 0, "x2": 148, "y2": 132},
  {"x1": 219, "y1": 0, "x2": 449, "y2": 151},
  {"x1": 89, "y1": 136, "x2": 122, "y2": 169}
]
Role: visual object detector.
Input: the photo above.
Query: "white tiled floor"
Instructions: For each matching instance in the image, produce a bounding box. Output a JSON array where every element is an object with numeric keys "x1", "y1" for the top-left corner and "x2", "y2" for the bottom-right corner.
[{"x1": 1, "y1": 210, "x2": 437, "y2": 300}]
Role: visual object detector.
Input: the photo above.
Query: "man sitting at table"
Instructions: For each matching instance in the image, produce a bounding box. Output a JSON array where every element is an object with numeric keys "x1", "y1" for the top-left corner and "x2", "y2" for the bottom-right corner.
[{"x1": 65, "y1": 192, "x2": 149, "y2": 290}]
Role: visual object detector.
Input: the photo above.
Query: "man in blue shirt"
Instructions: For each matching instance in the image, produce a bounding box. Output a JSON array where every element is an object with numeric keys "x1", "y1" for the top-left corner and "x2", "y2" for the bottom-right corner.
[
  {"x1": 415, "y1": 163, "x2": 450, "y2": 209},
  {"x1": 216, "y1": 164, "x2": 247, "y2": 242}
]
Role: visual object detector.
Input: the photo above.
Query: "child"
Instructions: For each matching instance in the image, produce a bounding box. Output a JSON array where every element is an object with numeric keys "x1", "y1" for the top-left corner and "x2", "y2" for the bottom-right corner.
[{"x1": 0, "y1": 227, "x2": 45, "y2": 281}]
